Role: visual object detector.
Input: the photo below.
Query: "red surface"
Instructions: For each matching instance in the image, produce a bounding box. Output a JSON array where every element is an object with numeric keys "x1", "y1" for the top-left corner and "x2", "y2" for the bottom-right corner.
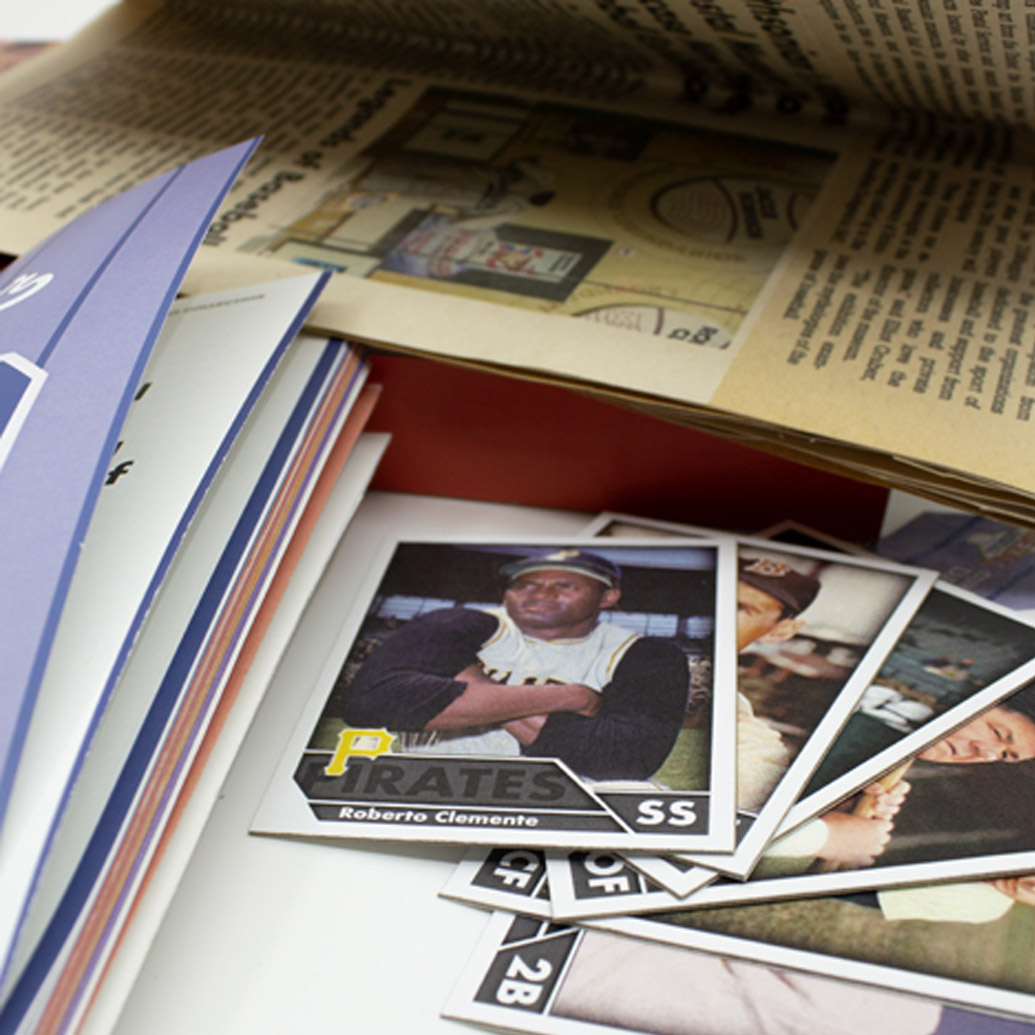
[{"x1": 366, "y1": 354, "x2": 888, "y2": 541}]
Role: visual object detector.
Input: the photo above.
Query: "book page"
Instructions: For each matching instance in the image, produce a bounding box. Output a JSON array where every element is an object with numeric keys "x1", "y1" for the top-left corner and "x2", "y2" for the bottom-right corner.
[
  {"x1": 0, "y1": 135, "x2": 257, "y2": 837},
  {"x1": 789, "y1": 0, "x2": 1035, "y2": 138},
  {"x1": 0, "y1": 2, "x2": 837, "y2": 401},
  {"x1": 0, "y1": 275, "x2": 327, "y2": 983},
  {"x1": 6, "y1": 3, "x2": 1035, "y2": 517},
  {"x1": 133, "y1": 0, "x2": 1035, "y2": 135},
  {"x1": 712, "y1": 131, "x2": 1035, "y2": 504}
]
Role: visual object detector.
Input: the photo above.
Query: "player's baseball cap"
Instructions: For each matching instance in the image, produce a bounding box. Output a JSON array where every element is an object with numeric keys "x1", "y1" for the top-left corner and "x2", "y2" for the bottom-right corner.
[
  {"x1": 738, "y1": 556, "x2": 820, "y2": 617},
  {"x1": 499, "y1": 548, "x2": 621, "y2": 588}
]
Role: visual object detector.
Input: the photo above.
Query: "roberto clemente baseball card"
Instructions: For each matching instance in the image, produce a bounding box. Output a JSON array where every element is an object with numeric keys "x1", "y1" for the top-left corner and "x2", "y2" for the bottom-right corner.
[{"x1": 251, "y1": 536, "x2": 740, "y2": 852}]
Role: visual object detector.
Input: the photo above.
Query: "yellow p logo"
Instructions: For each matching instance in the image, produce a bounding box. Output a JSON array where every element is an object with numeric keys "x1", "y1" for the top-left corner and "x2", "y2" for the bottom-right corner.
[{"x1": 324, "y1": 727, "x2": 396, "y2": 776}]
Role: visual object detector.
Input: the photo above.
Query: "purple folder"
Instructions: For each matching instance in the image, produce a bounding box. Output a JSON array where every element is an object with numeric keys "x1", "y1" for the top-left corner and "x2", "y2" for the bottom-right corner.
[{"x1": 0, "y1": 140, "x2": 259, "y2": 828}]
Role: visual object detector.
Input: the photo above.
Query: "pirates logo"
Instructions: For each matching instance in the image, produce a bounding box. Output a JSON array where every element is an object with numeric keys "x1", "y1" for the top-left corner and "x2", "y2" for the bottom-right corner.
[{"x1": 743, "y1": 557, "x2": 795, "y2": 579}]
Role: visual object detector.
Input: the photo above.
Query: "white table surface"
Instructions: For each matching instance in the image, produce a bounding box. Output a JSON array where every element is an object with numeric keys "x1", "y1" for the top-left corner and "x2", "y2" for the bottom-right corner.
[
  {"x1": 2, "y1": 1, "x2": 109, "y2": 41},
  {"x1": 97, "y1": 492, "x2": 591, "y2": 1035}
]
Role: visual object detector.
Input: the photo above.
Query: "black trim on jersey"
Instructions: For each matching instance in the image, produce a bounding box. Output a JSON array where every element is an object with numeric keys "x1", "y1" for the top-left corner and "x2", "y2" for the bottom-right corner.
[{"x1": 341, "y1": 606, "x2": 689, "y2": 781}]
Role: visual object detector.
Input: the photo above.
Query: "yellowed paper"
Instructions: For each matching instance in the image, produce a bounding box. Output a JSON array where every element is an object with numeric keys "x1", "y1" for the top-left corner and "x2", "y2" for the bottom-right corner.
[{"x1": 6, "y1": 0, "x2": 1035, "y2": 521}]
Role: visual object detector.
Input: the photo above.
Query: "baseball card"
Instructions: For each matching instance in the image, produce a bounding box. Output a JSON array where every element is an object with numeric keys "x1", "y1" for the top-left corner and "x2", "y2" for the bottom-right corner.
[
  {"x1": 745, "y1": 524, "x2": 1035, "y2": 836},
  {"x1": 440, "y1": 846, "x2": 691, "y2": 921},
  {"x1": 627, "y1": 576, "x2": 1035, "y2": 896},
  {"x1": 631, "y1": 586, "x2": 1035, "y2": 901},
  {"x1": 443, "y1": 909, "x2": 1035, "y2": 1033},
  {"x1": 251, "y1": 536, "x2": 741, "y2": 851},
  {"x1": 752, "y1": 518, "x2": 869, "y2": 555},
  {"x1": 636, "y1": 674, "x2": 1035, "y2": 907},
  {"x1": 543, "y1": 850, "x2": 703, "y2": 920},
  {"x1": 441, "y1": 847, "x2": 553, "y2": 919},
  {"x1": 585, "y1": 512, "x2": 940, "y2": 879},
  {"x1": 781, "y1": 583, "x2": 1035, "y2": 832},
  {"x1": 617, "y1": 842, "x2": 723, "y2": 899}
]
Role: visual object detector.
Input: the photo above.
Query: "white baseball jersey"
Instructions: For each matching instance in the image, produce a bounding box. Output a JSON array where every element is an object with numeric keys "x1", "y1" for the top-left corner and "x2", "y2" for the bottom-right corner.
[{"x1": 407, "y1": 606, "x2": 640, "y2": 757}]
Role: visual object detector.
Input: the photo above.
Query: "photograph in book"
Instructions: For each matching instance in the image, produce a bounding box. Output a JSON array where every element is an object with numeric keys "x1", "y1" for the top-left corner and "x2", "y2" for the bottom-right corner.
[
  {"x1": 247, "y1": 86, "x2": 835, "y2": 348},
  {"x1": 588, "y1": 512, "x2": 939, "y2": 877},
  {"x1": 251, "y1": 537, "x2": 741, "y2": 852},
  {"x1": 443, "y1": 911, "x2": 1035, "y2": 1035}
]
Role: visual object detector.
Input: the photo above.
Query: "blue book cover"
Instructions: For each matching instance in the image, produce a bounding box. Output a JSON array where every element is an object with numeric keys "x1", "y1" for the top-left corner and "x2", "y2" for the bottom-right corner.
[{"x1": 0, "y1": 139, "x2": 260, "y2": 827}]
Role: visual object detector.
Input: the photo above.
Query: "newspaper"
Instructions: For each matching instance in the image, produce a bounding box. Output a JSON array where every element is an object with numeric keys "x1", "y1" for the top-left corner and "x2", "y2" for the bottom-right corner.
[{"x1": 4, "y1": 0, "x2": 1035, "y2": 522}]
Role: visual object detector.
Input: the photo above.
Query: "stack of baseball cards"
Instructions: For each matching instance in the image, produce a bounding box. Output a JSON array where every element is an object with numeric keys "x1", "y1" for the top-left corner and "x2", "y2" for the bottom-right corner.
[{"x1": 251, "y1": 511, "x2": 1035, "y2": 1035}]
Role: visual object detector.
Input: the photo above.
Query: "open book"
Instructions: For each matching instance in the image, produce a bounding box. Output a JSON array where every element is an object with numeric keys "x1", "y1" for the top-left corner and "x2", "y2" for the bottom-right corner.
[
  {"x1": 0, "y1": 138, "x2": 388, "y2": 1034},
  {"x1": 1, "y1": 0, "x2": 1034, "y2": 526}
]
